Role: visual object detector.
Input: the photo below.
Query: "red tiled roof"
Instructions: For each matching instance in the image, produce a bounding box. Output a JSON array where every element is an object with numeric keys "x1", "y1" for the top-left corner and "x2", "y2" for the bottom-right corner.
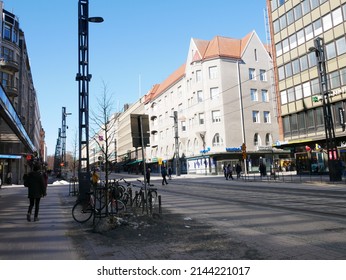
[
  {"x1": 145, "y1": 32, "x2": 257, "y2": 103},
  {"x1": 196, "y1": 31, "x2": 255, "y2": 61},
  {"x1": 144, "y1": 64, "x2": 186, "y2": 103}
]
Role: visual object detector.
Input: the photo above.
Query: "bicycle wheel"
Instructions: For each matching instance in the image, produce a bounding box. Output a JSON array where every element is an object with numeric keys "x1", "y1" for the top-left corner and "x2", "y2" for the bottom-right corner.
[
  {"x1": 72, "y1": 201, "x2": 93, "y2": 223},
  {"x1": 108, "y1": 199, "x2": 126, "y2": 215}
]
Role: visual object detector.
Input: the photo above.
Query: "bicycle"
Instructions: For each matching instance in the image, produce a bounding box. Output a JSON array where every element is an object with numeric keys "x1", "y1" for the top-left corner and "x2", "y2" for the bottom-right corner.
[
  {"x1": 72, "y1": 186, "x2": 126, "y2": 223},
  {"x1": 132, "y1": 179, "x2": 158, "y2": 213}
]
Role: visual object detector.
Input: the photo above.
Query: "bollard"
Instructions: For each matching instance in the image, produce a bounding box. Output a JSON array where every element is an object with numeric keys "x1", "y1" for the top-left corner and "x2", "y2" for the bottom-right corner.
[
  {"x1": 158, "y1": 195, "x2": 162, "y2": 214},
  {"x1": 129, "y1": 188, "x2": 133, "y2": 207}
]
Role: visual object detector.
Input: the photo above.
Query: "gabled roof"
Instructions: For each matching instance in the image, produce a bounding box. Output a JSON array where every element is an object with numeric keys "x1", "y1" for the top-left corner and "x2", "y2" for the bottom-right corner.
[{"x1": 193, "y1": 31, "x2": 255, "y2": 61}]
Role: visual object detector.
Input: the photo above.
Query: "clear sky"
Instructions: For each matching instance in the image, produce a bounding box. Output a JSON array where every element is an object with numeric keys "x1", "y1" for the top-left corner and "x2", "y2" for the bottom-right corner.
[{"x1": 5, "y1": 0, "x2": 268, "y2": 156}]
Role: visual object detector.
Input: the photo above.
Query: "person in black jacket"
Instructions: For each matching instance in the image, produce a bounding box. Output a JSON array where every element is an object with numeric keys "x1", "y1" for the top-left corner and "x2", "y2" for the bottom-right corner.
[{"x1": 25, "y1": 164, "x2": 46, "y2": 222}]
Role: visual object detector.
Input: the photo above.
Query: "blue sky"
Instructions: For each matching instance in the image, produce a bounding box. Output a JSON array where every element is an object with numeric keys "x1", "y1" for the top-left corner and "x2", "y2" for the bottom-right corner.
[{"x1": 5, "y1": 0, "x2": 268, "y2": 155}]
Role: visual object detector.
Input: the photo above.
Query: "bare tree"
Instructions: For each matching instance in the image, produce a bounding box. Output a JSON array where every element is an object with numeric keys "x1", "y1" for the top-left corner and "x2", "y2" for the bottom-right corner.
[{"x1": 90, "y1": 81, "x2": 118, "y2": 188}]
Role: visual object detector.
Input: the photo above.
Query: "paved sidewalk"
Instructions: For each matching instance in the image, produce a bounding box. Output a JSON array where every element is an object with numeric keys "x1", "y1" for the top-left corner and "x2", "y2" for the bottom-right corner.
[{"x1": 0, "y1": 185, "x2": 80, "y2": 260}]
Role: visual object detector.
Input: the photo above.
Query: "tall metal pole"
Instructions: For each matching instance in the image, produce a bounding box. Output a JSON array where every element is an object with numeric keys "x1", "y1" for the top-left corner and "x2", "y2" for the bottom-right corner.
[
  {"x1": 76, "y1": 0, "x2": 92, "y2": 201},
  {"x1": 312, "y1": 37, "x2": 341, "y2": 181},
  {"x1": 173, "y1": 111, "x2": 180, "y2": 176}
]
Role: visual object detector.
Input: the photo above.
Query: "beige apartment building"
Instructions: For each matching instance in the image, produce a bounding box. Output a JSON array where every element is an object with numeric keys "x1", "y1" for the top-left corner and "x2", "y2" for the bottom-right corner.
[
  {"x1": 144, "y1": 31, "x2": 282, "y2": 174},
  {"x1": 267, "y1": 0, "x2": 346, "y2": 173}
]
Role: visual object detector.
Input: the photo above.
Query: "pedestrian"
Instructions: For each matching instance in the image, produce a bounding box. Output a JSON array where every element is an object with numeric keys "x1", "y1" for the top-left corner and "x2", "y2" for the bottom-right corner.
[
  {"x1": 259, "y1": 163, "x2": 266, "y2": 177},
  {"x1": 168, "y1": 167, "x2": 172, "y2": 180},
  {"x1": 6, "y1": 171, "x2": 12, "y2": 185},
  {"x1": 91, "y1": 170, "x2": 99, "y2": 187},
  {"x1": 146, "y1": 167, "x2": 151, "y2": 185},
  {"x1": 25, "y1": 164, "x2": 46, "y2": 222},
  {"x1": 161, "y1": 165, "x2": 168, "y2": 185},
  {"x1": 226, "y1": 164, "x2": 234, "y2": 180},
  {"x1": 223, "y1": 165, "x2": 227, "y2": 180},
  {"x1": 236, "y1": 163, "x2": 242, "y2": 179}
]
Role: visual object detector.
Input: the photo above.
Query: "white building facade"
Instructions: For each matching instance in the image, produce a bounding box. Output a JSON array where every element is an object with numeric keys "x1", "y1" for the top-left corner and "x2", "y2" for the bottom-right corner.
[{"x1": 144, "y1": 32, "x2": 283, "y2": 174}]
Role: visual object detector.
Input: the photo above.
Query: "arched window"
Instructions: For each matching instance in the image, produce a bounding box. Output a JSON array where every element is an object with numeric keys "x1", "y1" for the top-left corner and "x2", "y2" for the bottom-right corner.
[
  {"x1": 212, "y1": 133, "x2": 223, "y2": 146},
  {"x1": 265, "y1": 133, "x2": 273, "y2": 146},
  {"x1": 254, "y1": 133, "x2": 261, "y2": 146}
]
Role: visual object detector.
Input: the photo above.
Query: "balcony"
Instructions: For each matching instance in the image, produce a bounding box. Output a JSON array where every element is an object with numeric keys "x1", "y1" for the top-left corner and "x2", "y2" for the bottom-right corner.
[
  {"x1": 0, "y1": 58, "x2": 19, "y2": 72},
  {"x1": 5, "y1": 85, "x2": 18, "y2": 98}
]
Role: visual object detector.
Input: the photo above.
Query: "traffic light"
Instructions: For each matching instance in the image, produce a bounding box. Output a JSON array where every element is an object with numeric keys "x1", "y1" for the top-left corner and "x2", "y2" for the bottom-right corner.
[{"x1": 242, "y1": 151, "x2": 247, "y2": 159}]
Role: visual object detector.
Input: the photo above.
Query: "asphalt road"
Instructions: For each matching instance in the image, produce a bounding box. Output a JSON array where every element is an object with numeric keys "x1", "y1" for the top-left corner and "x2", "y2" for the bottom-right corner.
[
  {"x1": 1, "y1": 173, "x2": 346, "y2": 260},
  {"x1": 153, "y1": 175, "x2": 346, "y2": 259}
]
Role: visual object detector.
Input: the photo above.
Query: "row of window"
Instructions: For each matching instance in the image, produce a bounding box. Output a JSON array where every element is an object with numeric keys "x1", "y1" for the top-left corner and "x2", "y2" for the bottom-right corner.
[
  {"x1": 272, "y1": 0, "x2": 328, "y2": 29},
  {"x1": 275, "y1": 5, "x2": 345, "y2": 57},
  {"x1": 278, "y1": 36, "x2": 346, "y2": 82},
  {"x1": 253, "y1": 111, "x2": 271, "y2": 124},
  {"x1": 151, "y1": 131, "x2": 274, "y2": 159},
  {"x1": 282, "y1": 102, "x2": 344, "y2": 138},
  {"x1": 280, "y1": 67, "x2": 346, "y2": 105},
  {"x1": 249, "y1": 68, "x2": 267, "y2": 81}
]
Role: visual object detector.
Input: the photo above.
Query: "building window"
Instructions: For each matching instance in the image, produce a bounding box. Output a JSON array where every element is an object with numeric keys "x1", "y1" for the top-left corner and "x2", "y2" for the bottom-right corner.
[
  {"x1": 332, "y1": 7, "x2": 343, "y2": 26},
  {"x1": 254, "y1": 49, "x2": 258, "y2": 61},
  {"x1": 280, "y1": 90, "x2": 288, "y2": 104},
  {"x1": 197, "y1": 90, "x2": 203, "y2": 102},
  {"x1": 212, "y1": 110, "x2": 221, "y2": 123},
  {"x1": 208, "y1": 66, "x2": 217, "y2": 79},
  {"x1": 249, "y1": 68, "x2": 256, "y2": 80},
  {"x1": 260, "y1": 69, "x2": 266, "y2": 81},
  {"x1": 264, "y1": 111, "x2": 271, "y2": 123},
  {"x1": 322, "y1": 13, "x2": 333, "y2": 31},
  {"x1": 210, "y1": 87, "x2": 219, "y2": 99},
  {"x1": 196, "y1": 70, "x2": 202, "y2": 82},
  {"x1": 295, "y1": 85, "x2": 303, "y2": 100},
  {"x1": 336, "y1": 37, "x2": 346, "y2": 55},
  {"x1": 199, "y1": 113, "x2": 204, "y2": 125},
  {"x1": 251, "y1": 89, "x2": 258, "y2": 101},
  {"x1": 4, "y1": 24, "x2": 11, "y2": 40},
  {"x1": 330, "y1": 71, "x2": 341, "y2": 89},
  {"x1": 181, "y1": 121, "x2": 186, "y2": 132},
  {"x1": 303, "y1": 82, "x2": 311, "y2": 97},
  {"x1": 326, "y1": 41, "x2": 336, "y2": 59},
  {"x1": 212, "y1": 133, "x2": 223, "y2": 147},
  {"x1": 252, "y1": 111, "x2": 260, "y2": 123},
  {"x1": 261, "y1": 90, "x2": 269, "y2": 102},
  {"x1": 265, "y1": 134, "x2": 272, "y2": 146},
  {"x1": 313, "y1": 18, "x2": 323, "y2": 36},
  {"x1": 254, "y1": 133, "x2": 261, "y2": 146},
  {"x1": 288, "y1": 87, "x2": 295, "y2": 102}
]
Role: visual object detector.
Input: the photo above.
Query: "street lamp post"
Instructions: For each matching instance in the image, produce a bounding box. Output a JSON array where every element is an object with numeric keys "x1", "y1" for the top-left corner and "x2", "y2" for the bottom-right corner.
[
  {"x1": 76, "y1": 0, "x2": 103, "y2": 200},
  {"x1": 60, "y1": 107, "x2": 71, "y2": 175},
  {"x1": 170, "y1": 111, "x2": 180, "y2": 176},
  {"x1": 310, "y1": 37, "x2": 341, "y2": 181}
]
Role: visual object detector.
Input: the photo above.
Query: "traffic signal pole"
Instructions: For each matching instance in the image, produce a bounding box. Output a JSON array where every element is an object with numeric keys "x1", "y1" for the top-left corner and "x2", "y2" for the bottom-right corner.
[{"x1": 311, "y1": 37, "x2": 341, "y2": 181}]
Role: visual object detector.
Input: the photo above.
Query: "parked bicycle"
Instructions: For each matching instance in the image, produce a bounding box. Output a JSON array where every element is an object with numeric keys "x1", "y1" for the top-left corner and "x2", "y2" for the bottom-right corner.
[
  {"x1": 131, "y1": 179, "x2": 158, "y2": 213},
  {"x1": 72, "y1": 185, "x2": 126, "y2": 223}
]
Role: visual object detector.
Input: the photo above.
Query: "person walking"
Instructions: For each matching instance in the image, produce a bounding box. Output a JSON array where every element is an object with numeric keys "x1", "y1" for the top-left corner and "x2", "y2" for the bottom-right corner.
[
  {"x1": 168, "y1": 167, "x2": 172, "y2": 180},
  {"x1": 91, "y1": 170, "x2": 99, "y2": 187},
  {"x1": 226, "y1": 164, "x2": 234, "y2": 180},
  {"x1": 25, "y1": 164, "x2": 46, "y2": 222},
  {"x1": 161, "y1": 165, "x2": 168, "y2": 185},
  {"x1": 146, "y1": 167, "x2": 151, "y2": 185},
  {"x1": 236, "y1": 163, "x2": 242, "y2": 179}
]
